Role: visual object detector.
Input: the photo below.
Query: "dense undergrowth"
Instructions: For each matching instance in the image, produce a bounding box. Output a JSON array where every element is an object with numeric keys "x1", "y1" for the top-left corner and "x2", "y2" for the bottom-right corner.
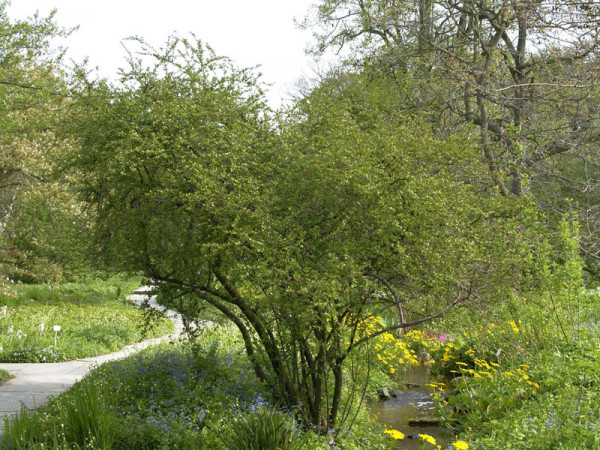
[
  {"x1": 0, "y1": 277, "x2": 173, "y2": 362},
  {"x1": 0, "y1": 324, "x2": 390, "y2": 449},
  {"x1": 413, "y1": 223, "x2": 600, "y2": 449},
  {"x1": 425, "y1": 285, "x2": 600, "y2": 450}
]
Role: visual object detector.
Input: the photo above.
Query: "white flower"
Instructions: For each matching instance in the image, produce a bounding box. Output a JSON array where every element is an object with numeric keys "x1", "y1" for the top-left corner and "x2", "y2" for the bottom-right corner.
[
  {"x1": 39, "y1": 323, "x2": 45, "y2": 333},
  {"x1": 1, "y1": 305, "x2": 6, "y2": 317},
  {"x1": 53, "y1": 325, "x2": 61, "y2": 332},
  {"x1": 7, "y1": 325, "x2": 13, "y2": 333}
]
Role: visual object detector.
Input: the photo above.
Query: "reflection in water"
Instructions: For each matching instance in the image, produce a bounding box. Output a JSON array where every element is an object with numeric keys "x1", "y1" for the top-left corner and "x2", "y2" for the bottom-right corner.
[{"x1": 369, "y1": 367, "x2": 454, "y2": 449}]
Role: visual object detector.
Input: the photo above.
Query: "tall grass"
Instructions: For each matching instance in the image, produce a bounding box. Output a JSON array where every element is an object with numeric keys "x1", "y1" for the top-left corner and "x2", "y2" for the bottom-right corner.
[{"x1": 2, "y1": 384, "x2": 119, "y2": 450}]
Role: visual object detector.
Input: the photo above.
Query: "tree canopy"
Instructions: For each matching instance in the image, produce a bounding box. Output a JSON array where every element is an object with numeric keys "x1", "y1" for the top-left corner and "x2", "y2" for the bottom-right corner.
[
  {"x1": 303, "y1": 0, "x2": 600, "y2": 271},
  {"x1": 0, "y1": 1, "x2": 87, "y2": 282},
  {"x1": 66, "y1": 36, "x2": 543, "y2": 431}
]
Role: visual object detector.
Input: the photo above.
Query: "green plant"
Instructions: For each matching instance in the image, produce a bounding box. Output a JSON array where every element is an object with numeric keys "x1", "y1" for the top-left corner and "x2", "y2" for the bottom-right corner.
[
  {"x1": 0, "y1": 368, "x2": 13, "y2": 384},
  {"x1": 56, "y1": 383, "x2": 119, "y2": 448},
  {"x1": 217, "y1": 407, "x2": 308, "y2": 450}
]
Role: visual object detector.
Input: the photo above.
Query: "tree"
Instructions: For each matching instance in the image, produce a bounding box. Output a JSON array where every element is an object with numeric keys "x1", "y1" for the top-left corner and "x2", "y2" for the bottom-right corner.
[
  {"x1": 303, "y1": 0, "x2": 600, "y2": 270},
  {"x1": 0, "y1": 1, "x2": 84, "y2": 282},
  {"x1": 68, "y1": 35, "x2": 541, "y2": 432}
]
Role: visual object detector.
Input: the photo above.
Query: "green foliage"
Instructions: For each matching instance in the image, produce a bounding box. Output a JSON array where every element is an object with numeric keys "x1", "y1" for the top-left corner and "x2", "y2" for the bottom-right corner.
[
  {"x1": 0, "y1": 368, "x2": 13, "y2": 384},
  {"x1": 2, "y1": 329, "x2": 262, "y2": 449},
  {"x1": 423, "y1": 221, "x2": 600, "y2": 448},
  {"x1": 0, "y1": 2, "x2": 93, "y2": 283},
  {"x1": 217, "y1": 407, "x2": 309, "y2": 450},
  {"x1": 2, "y1": 384, "x2": 119, "y2": 450},
  {"x1": 1, "y1": 325, "x2": 392, "y2": 449},
  {"x1": 65, "y1": 35, "x2": 544, "y2": 432},
  {"x1": 0, "y1": 277, "x2": 172, "y2": 362}
]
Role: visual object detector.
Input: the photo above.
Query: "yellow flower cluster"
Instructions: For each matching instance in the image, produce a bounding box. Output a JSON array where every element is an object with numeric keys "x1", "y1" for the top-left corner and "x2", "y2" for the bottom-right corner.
[
  {"x1": 451, "y1": 357, "x2": 540, "y2": 389},
  {"x1": 418, "y1": 433, "x2": 440, "y2": 448},
  {"x1": 358, "y1": 316, "x2": 420, "y2": 369},
  {"x1": 384, "y1": 428, "x2": 405, "y2": 440}
]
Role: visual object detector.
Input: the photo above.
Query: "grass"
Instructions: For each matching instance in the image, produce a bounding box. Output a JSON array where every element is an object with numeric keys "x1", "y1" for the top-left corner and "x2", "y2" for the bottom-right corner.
[
  {"x1": 0, "y1": 368, "x2": 13, "y2": 384},
  {"x1": 0, "y1": 276, "x2": 173, "y2": 362}
]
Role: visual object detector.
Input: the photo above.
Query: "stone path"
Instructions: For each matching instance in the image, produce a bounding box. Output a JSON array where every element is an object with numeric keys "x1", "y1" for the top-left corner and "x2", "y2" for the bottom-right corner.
[{"x1": 0, "y1": 287, "x2": 183, "y2": 434}]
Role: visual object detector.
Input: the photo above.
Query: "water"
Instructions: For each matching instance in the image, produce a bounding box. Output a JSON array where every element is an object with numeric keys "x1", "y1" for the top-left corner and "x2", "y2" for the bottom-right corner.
[{"x1": 369, "y1": 367, "x2": 454, "y2": 449}]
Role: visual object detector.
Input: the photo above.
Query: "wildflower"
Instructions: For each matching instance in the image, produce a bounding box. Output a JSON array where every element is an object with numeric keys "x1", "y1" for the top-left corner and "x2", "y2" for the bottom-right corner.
[
  {"x1": 452, "y1": 440, "x2": 469, "y2": 449},
  {"x1": 443, "y1": 352, "x2": 454, "y2": 362},
  {"x1": 465, "y1": 349, "x2": 475, "y2": 357},
  {"x1": 419, "y1": 433, "x2": 436, "y2": 446},
  {"x1": 509, "y1": 321, "x2": 520, "y2": 333},
  {"x1": 384, "y1": 428, "x2": 405, "y2": 440}
]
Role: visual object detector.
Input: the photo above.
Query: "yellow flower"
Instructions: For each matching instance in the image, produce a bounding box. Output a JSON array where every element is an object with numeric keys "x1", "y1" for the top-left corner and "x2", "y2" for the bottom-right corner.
[
  {"x1": 390, "y1": 367, "x2": 395, "y2": 374},
  {"x1": 384, "y1": 429, "x2": 405, "y2": 440},
  {"x1": 452, "y1": 440, "x2": 469, "y2": 450},
  {"x1": 418, "y1": 433, "x2": 436, "y2": 446},
  {"x1": 443, "y1": 353, "x2": 454, "y2": 362},
  {"x1": 466, "y1": 349, "x2": 475, "y2": 357}
]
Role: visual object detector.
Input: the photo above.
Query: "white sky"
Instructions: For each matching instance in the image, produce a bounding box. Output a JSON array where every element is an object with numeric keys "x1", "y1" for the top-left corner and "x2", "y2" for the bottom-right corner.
[{"x1": 7, "y1": 0, "x2": 321, "y2": 109}]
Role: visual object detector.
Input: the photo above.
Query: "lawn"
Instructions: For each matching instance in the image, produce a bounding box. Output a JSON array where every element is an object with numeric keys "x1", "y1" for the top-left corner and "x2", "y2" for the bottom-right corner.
[{"x1": 0, "y1": 277, "x2": 173, "y2": 363}]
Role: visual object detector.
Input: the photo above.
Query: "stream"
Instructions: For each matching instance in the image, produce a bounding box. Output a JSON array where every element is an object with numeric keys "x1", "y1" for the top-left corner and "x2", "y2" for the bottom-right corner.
[{"x1": 369, "y1": 367, "x2": 454, "y2": 449}]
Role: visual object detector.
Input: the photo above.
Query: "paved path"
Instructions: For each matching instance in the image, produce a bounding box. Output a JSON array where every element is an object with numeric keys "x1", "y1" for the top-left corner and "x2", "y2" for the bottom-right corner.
[{"x1": 0, "y1": 287, "x2": 183, "y2": 433}]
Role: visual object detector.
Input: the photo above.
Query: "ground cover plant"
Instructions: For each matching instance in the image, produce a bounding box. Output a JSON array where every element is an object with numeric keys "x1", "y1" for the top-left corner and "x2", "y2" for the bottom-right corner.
[
  {"x1": 0, "y1": 276, "x2": 173, "y2": 362},
  {"x1": 0, "y1": 323, "x2": 393, "y2": 449}
]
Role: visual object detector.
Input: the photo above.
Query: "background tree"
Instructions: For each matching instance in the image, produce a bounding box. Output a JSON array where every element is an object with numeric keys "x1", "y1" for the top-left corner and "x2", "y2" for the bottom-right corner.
[
  {"x1": 303, "y1": 0, "x2": 600, "y2": 272},
  {"x1": 0, "y1": 1, "x2": 88, "y2": 282}
]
